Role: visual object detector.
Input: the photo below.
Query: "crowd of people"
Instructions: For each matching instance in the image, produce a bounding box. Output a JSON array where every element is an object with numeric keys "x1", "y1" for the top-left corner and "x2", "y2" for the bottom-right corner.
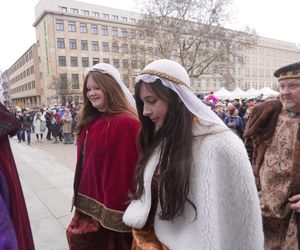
[
  {"x1": 1, "y1": 60, "x2": 300, "y2": 250},
  {"x1": 7, "y1": 105, "x2": 79, "y2": 145}
]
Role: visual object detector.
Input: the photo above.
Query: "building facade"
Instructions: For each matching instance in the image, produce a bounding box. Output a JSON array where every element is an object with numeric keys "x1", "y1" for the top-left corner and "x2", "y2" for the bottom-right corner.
[
  {"x1": 6, "y1": 44, "x2": 41, "y2": 108},
  {"x1": 33, "y1": 0, "x2": 156, "y2": 106},
  {"x1": 3, "y1": 0, "x2": 300, "y2": 107}
]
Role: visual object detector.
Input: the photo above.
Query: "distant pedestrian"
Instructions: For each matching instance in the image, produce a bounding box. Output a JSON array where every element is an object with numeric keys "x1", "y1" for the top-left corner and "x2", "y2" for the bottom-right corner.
[
  {"x1": 61, "y1": 109, "x2": 73, "y2": 144},
  {"x1": 21, "y1": 109, "x2": 33, "y2": 145},
  {"x1": 33, "y1": 111, "x2": 46, "y2": 142}
]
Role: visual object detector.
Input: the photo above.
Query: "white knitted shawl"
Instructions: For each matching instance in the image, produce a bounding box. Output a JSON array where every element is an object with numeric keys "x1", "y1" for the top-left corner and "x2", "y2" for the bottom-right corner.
[{"x1": 123, "y1": 121, "x2": 264, "y2": 250}]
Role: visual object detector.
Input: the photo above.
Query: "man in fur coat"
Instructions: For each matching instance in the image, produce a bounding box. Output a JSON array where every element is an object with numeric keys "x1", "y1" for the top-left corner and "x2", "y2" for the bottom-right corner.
[{"x1": 244, "y1": 62, "x2": 300, "y2": 249}]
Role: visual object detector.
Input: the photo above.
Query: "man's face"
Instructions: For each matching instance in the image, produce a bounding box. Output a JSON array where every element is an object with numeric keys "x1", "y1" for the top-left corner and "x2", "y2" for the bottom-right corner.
[{"x1": 279, "y1": 78, "x2": 300, "y2": 112}]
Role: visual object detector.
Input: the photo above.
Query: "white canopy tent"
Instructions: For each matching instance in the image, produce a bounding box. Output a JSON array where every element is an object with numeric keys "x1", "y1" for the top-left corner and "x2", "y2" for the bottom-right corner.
[
  {"x1": 203, "y1": 87, "x2": 279, "y2": 100},
  {"x1": 214, "y1": 87, "x2": 232, "y2": 99},
  {"x1": 245, "y1": 88, "x2": 261, "y2": 98},
  {"x1": 259, "y1": 87, "x2": 279, "y2": 97},
  {"x1": 229, "y1": 87, "x2": 248, "y2": 98}
]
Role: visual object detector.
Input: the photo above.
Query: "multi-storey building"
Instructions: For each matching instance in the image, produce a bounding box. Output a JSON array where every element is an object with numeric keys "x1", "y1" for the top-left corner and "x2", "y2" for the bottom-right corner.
[
  {"x1": 234, "y1": 37, "x2": 300, "y2": 91},
  {"x1": 197, "y1": 36, "x2": 300, "y2": 93},
  {"x1": 6, "y1": 44, "x2": 41, "y2": 107},
  {"x1": 3, "y1": 0, "x2": 300, "y2": 107},
  {"x1": 32, "y1": 0, "x2": 155, "y2": 106}
]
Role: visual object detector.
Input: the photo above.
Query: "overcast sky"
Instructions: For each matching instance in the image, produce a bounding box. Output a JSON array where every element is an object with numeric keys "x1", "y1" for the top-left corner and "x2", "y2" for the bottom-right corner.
[{"x1": 0, "y1": 0, "x2": 299, "y2": 71}]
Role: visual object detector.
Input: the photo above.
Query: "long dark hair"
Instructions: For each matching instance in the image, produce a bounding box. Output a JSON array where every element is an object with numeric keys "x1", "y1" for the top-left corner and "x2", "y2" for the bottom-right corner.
[
  {"x1": 133, "y1": 79, "x2": 196, "y2": 220},
  {"x1": 76, "y1": 71, "x2": 137, "y2": 135}
]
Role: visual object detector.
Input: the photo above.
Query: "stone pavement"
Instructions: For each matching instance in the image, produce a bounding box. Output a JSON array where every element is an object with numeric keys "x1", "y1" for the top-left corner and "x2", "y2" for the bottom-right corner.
[{"x1": 10, "y1": 136, "x2": 77, "y2": 250}]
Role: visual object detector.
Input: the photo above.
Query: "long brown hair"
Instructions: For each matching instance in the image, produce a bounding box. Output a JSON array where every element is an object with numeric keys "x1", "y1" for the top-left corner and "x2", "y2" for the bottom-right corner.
[
  {"x1": 76, "y1": 71, "x2": 137, "y2": 134},
  {"x1": 133, "y1": 79, "x2": 196, "y2": 220}
]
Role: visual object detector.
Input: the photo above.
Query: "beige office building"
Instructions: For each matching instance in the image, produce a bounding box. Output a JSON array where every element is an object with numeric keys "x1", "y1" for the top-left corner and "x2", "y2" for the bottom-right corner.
[
  {"x1": 3, "y1": 0, "x2": 300, "y2": 107},
  {"x1": 6, "y1": 44, "x2": 41, "y2": 107},
  {"x1": 32, "y1": 0, "x2": 155, "y2": 107}
]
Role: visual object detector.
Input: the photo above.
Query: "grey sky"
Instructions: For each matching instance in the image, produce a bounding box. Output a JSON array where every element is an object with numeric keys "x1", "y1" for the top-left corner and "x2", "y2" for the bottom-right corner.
[{"x1": 0, "y1": 0, "x2": 299, "y2": 71}]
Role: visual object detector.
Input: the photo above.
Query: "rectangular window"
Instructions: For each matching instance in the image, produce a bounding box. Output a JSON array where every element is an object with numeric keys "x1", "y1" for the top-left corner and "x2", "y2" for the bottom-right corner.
[
  {"x1": 90, "y1": 24, "x2": 98, "y2": 34},
  {"x1": 112, "y1": 15, "x2": 118, "y2": 21},
  {"x1": 59, "y1": 6, "x2": 67, "y2": 13},
  {"x1": 130, "y1": 18, "x2": 136, "y2": 23},
  {"x1": 112, "y1": 43, "x2": 118, "y2": 53},
  {"x1": 69, "y1": 39, "x2": 77, "y2": 49},
  {"x1": 131, "y1": 60, "x2": 138, "y2": 69},
  {"x1": 139, "y1": 46, "x2": 145, "y2": 53},
  {"x1": 82, "y1": 57, "x2": 89, "y2": 67},
  {"x1": 111, "y1": 27, "x2": 118, "y2": 37},
  {"x1": 102, "y1": 13, "x2": 109, "y2": 19},
  {"x1": 147, "y1": 33, "x2": 153, "y2": 42},
  {"x1": 131, "y1": 45, "x2": 137, "y2": 53},
  {"x1": 58, "y1": 56, "x2": 66, "y2": 66},
  {"x1": 92, "y1": 57, "x2": 99, "y2": 65},
  {"x1": 123, "y1": 76, "x2": 129, "y2": 87},
  {"x1": 103, "y1": 58, "x2": 110, "y2": 64},
  {"x1": 113, "y1": 59, "x2": 120, "y2": 68},
  {"x1": 139, "y1": 31, "x2": 144, "y2": 40},
  {"x1": 70, "y1": 56, "x2": 78, "y2": 67},
  {"x1": 121, "y1": 44, "x2": 128, "y2": 53},
  {"x1": 102, "y1": 42, "x2": 109, "y2": 52},
  {"x1": 57, "y1": 38, "x2": 65, "y2": 48},
  {"x1": 80, "y1": 23, "x2": 87, "y2": 33},
  {"x1": 101, "y1": 26, "x2": 108, "y2": 36},
  {"x1": 59, "y1": 74, "x2": 68, "y2": 89},
  {"x1": 121, "y1": 29, "x2": 127, "y2": 38},
  {"x1": 72, "y1": 74, "x2": 79, "y2": 89},
  {"x1": 56, "y1": 19, "x2": 64, "y2": 31},
  {"x1": 81, "y1": 40, "x2": 88, "y2": 50},
  {"x1": 68, "y1": 21, "x2": 76, "y2": 32},
  {"x1": 81, "y1": 10, "x2": 89, "y2": 16},
  {"x1": 122, "y1": 59, "x2": 129, "y2": 69},
  {"x1": 92, "y1": 11, "x2": 99, "y2": 17},
  {"x1": 92, "y1": 41, "x2": 99, "y2": 51},
  {"x1": 130, "y1": 30, "x2": 136, "y2": 39},
  {"x1": 121, "y1": 16, "x2": 127, "y2": 22},
  {"x1": 70, "y1": 8, "x2": 78, "y2": 14}
]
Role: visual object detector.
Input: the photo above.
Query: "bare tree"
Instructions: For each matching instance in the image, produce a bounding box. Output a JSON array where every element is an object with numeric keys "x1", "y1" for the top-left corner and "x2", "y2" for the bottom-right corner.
[
  {"x1": 138, "y1": 0, "x2": 258, "y2": 87},
  {"x1": 47, "y1": 75, "x2": 68, "y2": 106}
]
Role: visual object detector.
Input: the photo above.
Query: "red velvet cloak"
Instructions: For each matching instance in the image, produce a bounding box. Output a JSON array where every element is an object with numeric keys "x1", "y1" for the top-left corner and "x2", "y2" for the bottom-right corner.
[{"x1": 73, "y1": 113, "x2": 140, "y2": 232}]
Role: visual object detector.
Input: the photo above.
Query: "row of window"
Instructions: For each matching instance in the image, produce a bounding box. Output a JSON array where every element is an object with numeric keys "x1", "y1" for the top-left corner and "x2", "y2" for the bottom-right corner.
[
  {"x1": 55, "y1": 19, "x2": 151, "y2": 40},
  {"x1": 10, "y1": 66, "x2": 35, "y2": 85},
  {"x1": 57, "y1": 56, "x2": 146, "y2": 70},
  {"x1": 59, "y1": 74, "x2": 80, "y2": 90},
  {"x1": 56, "y1": 38, "x2": 155, "y2": 54},
  {"x1": 11, "y1": 81, "x2": 36, "y2": 94},
  {"x1": 58, "y1": 5, "x2": 143, "y2": 24},
  {"x1": 9, "y1": 50, "x2": 33, "y2": 75},
  {"x1": 57, "y1": 72, "x2": 136, "y2": 89}
]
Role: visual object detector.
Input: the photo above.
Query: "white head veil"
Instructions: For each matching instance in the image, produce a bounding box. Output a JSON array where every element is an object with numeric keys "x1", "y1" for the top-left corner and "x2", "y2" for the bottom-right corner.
[
  {"x1": 85, "y1": 63, "x2": 136, "y2": 109},
  {"x1": 135, "y1": 59, "x2": 227, "y2": 128}
]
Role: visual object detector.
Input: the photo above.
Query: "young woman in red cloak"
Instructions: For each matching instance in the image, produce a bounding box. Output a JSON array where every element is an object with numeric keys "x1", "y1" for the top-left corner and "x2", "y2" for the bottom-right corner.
[{"x1": 66, "y1": 63, "x2": 140, "y2": 250}]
